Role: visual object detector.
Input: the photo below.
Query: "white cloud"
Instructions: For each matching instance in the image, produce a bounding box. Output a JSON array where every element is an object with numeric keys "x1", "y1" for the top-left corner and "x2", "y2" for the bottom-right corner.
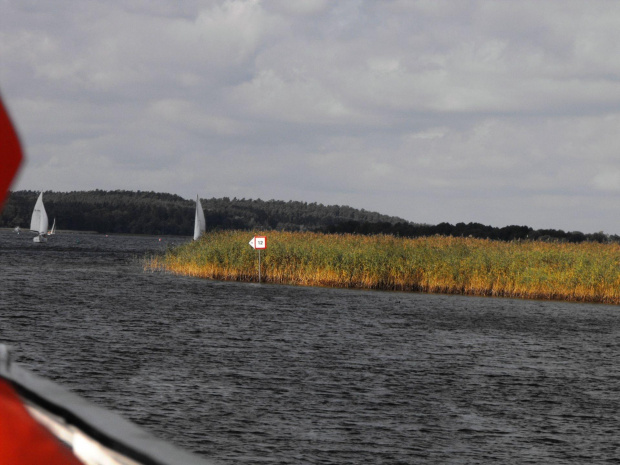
[
  {"x1": 265, "y1": 0, "x2": 330, "y2": 17},
  {"x1": 593, "y1": 172, "x2": 620, "y2": 192},
  {"x1": 148, "y1": 99, "x2": 241, "y2": 135}
]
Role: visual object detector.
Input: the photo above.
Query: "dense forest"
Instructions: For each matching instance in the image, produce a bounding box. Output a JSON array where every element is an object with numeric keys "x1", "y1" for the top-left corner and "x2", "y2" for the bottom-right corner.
[
  {"x1": 0, "y1": 190, "x2": 406, "y2": 236},
  {"x1": 319, "y1": 219, "x2": 616, "y2": 243},
  {"x1": 1, "y1": 190, "x2": 616, "y2": 243}
]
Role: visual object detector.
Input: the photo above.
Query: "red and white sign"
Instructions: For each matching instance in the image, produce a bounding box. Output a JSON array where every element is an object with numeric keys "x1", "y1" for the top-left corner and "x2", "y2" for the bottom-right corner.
[
  {"x1": 0, "y1": 96, "x2": 24, "y2": 208},
  {"x1": 249, "y1": 236, "x2": 267, "y2": 249}
]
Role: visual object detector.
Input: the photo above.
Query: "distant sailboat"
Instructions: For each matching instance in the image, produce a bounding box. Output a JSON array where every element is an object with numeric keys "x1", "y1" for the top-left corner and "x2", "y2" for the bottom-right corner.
[
  {"x1": 13, "y1": 226, "x2": 20, "y2": 234},
  {"x1": 48, "y1": 218, "x2": 56, "y2": 235},
  {"x1": 30, "y1": 192, "x2": 48, "y2": 243},
  {"x1": 194, "y1": 195, "x2": 206, "y2": 240}
]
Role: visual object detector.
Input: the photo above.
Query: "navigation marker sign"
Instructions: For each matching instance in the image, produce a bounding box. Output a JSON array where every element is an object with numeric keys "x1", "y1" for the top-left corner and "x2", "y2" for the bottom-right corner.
[
  {"x1": 249, "y1": 236, "x2": 267, "y2": 249},
  {"x1": 249, "y1": 236, "x2": 267, "y2": 282}
]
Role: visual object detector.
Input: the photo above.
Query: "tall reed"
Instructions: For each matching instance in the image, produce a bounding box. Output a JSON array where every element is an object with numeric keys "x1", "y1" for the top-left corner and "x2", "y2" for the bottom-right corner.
[{"x1": 145, "y1": 231, "x2": 620, "y2": 304}]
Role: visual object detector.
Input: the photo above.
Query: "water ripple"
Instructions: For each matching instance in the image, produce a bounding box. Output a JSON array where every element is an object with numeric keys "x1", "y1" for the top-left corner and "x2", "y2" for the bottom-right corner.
[{"x1": 1, "y1": 230, "x2": 620, "y2": 464}]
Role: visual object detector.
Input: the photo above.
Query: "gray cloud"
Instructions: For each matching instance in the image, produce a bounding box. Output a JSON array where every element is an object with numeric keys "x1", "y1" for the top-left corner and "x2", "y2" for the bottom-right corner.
[{"x1": 2, "y1": 0, "x2": 620, "y2": 233}]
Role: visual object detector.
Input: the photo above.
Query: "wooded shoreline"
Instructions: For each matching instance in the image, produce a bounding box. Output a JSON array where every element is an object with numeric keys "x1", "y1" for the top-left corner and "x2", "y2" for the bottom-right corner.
[
  {"x1": 146, "y1": 231, "x2": 620, "y2": 305},
  {"x1": 2, "y1": 190, "x2": 617, "y2": 244}
]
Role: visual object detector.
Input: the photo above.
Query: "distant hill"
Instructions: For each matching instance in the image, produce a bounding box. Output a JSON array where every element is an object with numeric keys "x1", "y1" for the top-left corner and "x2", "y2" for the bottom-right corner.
[
  {"x1": 1, "y1": 190, "x2": 615, "y2": 243},
  {"x1": 0, "y1": 190, "x2": 409, "y2": 236}
]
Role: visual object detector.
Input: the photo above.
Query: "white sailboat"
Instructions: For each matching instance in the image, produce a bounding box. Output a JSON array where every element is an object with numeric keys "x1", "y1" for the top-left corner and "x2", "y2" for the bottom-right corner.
[
  {"x1": 30, "y1": 192, "x2": 49, "y2": 243},
  {"x1": 194, "y1": 194, "x2": 206, "y2": 240},
  {"x1": 48, "y1": 218, "x2": 56, "y2": 235}
]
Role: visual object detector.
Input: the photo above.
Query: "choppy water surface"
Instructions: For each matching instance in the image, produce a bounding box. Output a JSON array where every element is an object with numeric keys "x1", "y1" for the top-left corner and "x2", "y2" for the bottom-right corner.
[{"x1": 1, "y1": 229, "x2": 620, "y2": 464}]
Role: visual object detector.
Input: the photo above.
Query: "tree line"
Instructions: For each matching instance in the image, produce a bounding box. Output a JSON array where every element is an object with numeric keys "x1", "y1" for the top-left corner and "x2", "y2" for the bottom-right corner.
[
  {"x1": 1, "y1": 189, "x2": 615, "y2": 243},
  {"x1": 318, "y1": 220, "x2": 616, "y2": 243},
  {"x1": 0, "y1": 190, "x2": 406, "y2": 236}
]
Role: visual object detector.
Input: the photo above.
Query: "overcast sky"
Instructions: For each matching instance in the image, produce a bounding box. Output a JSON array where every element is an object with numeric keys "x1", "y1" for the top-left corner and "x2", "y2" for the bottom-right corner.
[{"x1": 2, "y1": 0, "x2": 620, "y2": 234}]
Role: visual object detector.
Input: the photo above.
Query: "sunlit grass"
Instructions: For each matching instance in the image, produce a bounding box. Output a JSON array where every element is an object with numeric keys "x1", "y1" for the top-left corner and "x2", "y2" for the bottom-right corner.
[{"x1": 145, "y1": 231, "x2": 620, "y2": 304}]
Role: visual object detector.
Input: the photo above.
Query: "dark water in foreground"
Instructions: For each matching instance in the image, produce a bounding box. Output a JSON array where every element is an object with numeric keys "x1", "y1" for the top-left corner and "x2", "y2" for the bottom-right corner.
[{"x1": 1, "y1": 230, "x2": 620, "y2": 464}]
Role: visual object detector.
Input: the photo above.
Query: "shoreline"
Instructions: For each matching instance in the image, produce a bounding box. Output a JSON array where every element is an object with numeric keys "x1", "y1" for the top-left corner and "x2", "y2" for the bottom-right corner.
[
  {"x1": 148, "y1": 260, "x2": 619, "y2": 305},
  {"x1": 145, "y1": 231, "x2": 620, "y2": 306},
  {"x1": 1, "y1": 228, "x2": 189, "y2": 238}
]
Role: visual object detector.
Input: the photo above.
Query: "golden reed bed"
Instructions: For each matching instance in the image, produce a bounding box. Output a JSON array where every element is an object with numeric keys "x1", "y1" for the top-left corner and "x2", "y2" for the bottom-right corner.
[{"x1": 145, "y1": 231, "x2": 620, "y2": 304}]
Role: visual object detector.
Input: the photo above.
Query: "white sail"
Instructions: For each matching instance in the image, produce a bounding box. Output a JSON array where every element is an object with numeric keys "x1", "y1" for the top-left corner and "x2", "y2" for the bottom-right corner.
[
  {"x1": 30, "y1": 192, "x2": 49, "y2": 235},
  {"x1": 193, "y1": 195, "x2": 206, "y2": 240},
  {"x1": 49, "y1": 218, "x2": 56, "y2": 235}
]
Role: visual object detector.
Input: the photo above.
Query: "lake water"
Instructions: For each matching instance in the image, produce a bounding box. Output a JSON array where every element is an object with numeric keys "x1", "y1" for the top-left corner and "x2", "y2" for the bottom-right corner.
[{"x1": 1, "y1": 229, "x2": 620, "y2": 464}]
